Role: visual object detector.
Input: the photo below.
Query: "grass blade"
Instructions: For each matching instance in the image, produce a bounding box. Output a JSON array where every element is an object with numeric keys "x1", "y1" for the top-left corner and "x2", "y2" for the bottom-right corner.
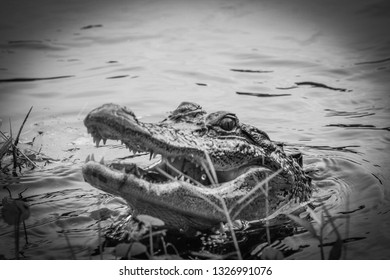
[
  {"x1": 286, "y1": 213, "x2": 318, "y2": 239},
  {"x1": 0, "y1": 136, "x2": 12, "y2": 159},
  {"x1": 219, "y1": 198, "x2": 242, "y2": 260},
  {"x1": 306, "y1": 206, "x2": 322, "y2": 227},
  {"x1": 14, "y1": 106, "x2": 33, "y2": 147},
  {"x1": 0, "y1": 131, "x2": 39, "y2": 169}
]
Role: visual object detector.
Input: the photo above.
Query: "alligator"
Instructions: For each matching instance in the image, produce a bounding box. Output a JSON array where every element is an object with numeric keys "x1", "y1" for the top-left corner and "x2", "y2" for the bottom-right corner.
[{"x1": 82, "y1": 102, "x2": 312, "y2": 231}]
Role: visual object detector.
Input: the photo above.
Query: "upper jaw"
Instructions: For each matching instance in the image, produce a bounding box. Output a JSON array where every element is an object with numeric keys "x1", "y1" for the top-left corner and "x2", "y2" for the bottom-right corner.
[
  {"x1": 87, "y1": 123, "x2": 260, "y2": 175},
  {"x1": 84, "y1": 107, "x2": 265, "y2": 180}
]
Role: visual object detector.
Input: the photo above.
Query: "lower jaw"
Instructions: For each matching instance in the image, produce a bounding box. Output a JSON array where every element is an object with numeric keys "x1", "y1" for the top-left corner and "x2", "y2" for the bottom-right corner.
[
  {"x1": 82, "y1": 160, "x2": 290, "y2": 231},
  {"x1": 82, "y1": 161, "x2": 228, "y2": 229}
]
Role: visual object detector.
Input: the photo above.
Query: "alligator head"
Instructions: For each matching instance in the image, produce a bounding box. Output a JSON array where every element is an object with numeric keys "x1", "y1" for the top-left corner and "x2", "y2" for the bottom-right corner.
[{"x1": 82, "y1": 102, "x2": 312, "y2": 231}]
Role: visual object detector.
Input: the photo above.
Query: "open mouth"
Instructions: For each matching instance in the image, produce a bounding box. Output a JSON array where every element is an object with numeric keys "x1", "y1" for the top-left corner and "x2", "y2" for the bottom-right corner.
[
  {"x1": 80, "y1": 103, "x2": 313, "y2": 230},
  {"x1": 81, "y1": 102, "x2": 271, "y2": 189},
  {"x1": 86, "y1": 131, "x2": 257, "y2": 187}
]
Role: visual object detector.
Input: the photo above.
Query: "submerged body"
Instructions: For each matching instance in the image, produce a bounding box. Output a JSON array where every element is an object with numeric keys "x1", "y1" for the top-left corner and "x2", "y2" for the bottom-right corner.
[{"x1": 82, "y1": 102, "x2": 312, "y2": 230}]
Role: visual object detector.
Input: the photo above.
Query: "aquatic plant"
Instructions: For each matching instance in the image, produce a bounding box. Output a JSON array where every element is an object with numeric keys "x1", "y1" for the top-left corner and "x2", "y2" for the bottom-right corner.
[{"x1": 286, "y1": 204, "x2": 343, "y2": 260}]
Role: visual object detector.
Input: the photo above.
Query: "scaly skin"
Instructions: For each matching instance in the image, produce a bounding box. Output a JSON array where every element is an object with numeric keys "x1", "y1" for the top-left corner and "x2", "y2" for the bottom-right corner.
[{"x1": 82, "y1": 102, "x2": 312, "y2": 231}]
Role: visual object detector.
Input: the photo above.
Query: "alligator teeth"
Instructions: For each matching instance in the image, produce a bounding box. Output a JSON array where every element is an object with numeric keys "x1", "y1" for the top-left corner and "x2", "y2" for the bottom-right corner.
[
  {"x1": 85, "y1": 155, "x2": 90, "y2": 163},
  {"x1": 121, "y1": 167, "x2": 126, "y2": 173},
  {"x1": 90, "y1": 154, "x2": 95, "y2": 161},
  {"x1": 99, "y1": 157, "x2": 105, "y2": 164},
  {"x1": 95, "y1": 138, "x2": 101, "y2": 147}
]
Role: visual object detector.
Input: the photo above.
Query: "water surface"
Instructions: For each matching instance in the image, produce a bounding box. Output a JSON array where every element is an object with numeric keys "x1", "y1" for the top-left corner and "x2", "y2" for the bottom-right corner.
[{"x1": 0, "y1": 0, "x2": 389, "y2": 259}]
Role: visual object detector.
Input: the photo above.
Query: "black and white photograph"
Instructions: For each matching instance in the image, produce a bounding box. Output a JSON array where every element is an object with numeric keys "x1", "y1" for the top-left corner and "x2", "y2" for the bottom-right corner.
[{"x1": 0, "y1": 0, "x2": 389, "y2": 275}]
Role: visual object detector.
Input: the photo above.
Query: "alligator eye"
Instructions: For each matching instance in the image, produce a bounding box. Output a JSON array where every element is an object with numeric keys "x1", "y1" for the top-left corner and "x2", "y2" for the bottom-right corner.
[{"x1": 220, "y1": 117, "x2": 236, "y2": 131}]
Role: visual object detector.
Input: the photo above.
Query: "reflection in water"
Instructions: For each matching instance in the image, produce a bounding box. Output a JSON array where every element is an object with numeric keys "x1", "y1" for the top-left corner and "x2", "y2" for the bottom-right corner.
[{"x1": 0, "y1": 0, "x2": 389, "y2": 259}]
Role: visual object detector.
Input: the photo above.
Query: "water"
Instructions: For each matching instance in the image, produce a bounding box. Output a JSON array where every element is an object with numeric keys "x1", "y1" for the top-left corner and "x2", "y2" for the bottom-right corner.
[{"x1": 0, "y1": 0, "x2": 389, "y2": 259}]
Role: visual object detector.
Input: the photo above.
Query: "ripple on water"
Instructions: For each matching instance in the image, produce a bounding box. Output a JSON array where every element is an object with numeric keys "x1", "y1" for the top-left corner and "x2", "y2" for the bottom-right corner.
[
  {"x1": 306, "y1": 154, "x2": 382, "y2": 212},
  {"x1": 281, "y1": 150, "x2": 384, "y2": 259}
]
